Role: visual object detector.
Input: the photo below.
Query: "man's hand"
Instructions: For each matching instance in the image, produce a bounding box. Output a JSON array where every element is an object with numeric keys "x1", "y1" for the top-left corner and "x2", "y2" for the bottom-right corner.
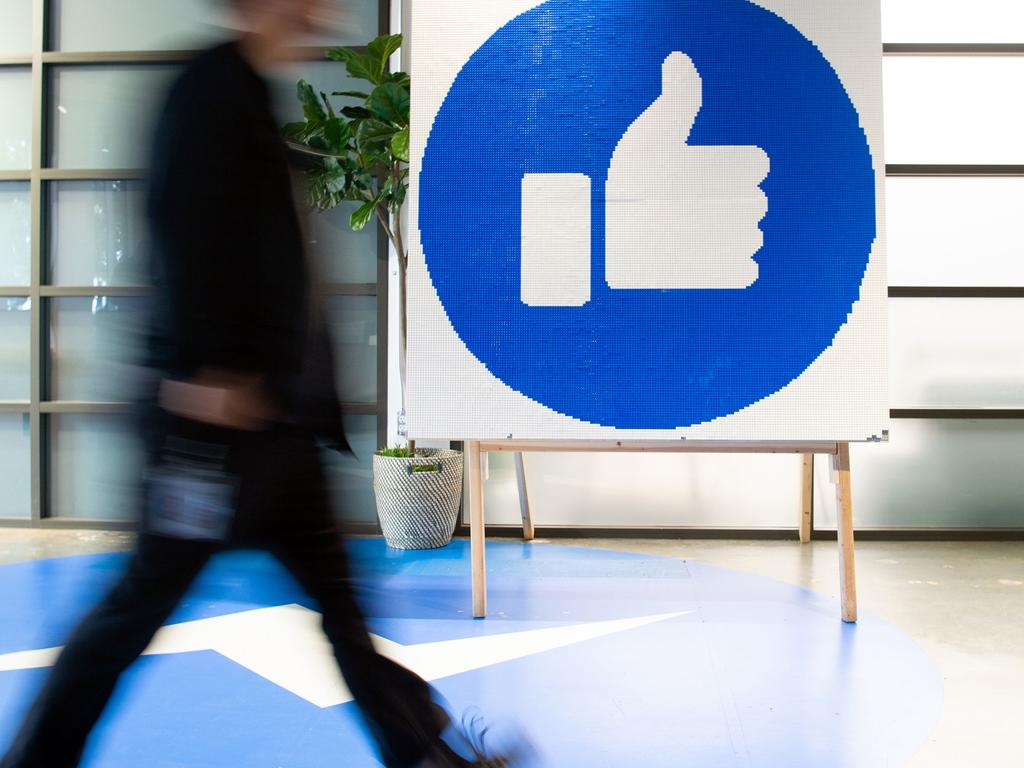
[{"x1": 158, "y1": 369, "x2": 281, "y2": 431}]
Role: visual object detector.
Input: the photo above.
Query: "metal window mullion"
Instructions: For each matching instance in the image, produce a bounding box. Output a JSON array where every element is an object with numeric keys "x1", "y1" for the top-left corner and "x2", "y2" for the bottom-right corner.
[
  {"x1": 40, "y1": 286, "x2": 148, "y2": 297},
  {"x1": 883, "y1": 43, "x2": 1024, "y2": 56},
  {"x1": 887, "y1": 164, "x2": 1024, "y2": 177},
  {"x1": 375, "y1": 0, "x2": 392, "y2": 458},
  {"x1": 36, "y1": 46, "x2": 372, "y2": 67},
  {"x1": 323, "y1": 283, "x2": 377, "y2": 296},
  {"x1": 891, "y1": 409, "x2": 1024, "y2": 420},
  {"x1": 889, "y1": 287, "x2": 1024, "y2": 298},
  {"x1": 40, "y1": 168, "x2": 145, "y2": 181},
  {"x1": 28, "y1": 0, "x2": 46, "y2": 524}
]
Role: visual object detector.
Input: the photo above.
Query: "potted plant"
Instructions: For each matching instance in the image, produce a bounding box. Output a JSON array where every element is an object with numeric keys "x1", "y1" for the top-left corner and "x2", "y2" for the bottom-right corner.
[{"x1": 283, "y1": 34, "x2": 463, "y2": 550}]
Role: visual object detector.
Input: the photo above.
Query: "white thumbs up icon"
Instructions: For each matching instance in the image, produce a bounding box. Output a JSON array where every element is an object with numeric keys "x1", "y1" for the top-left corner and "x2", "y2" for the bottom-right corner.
[{"x1": 521, "y1": 52, "x2": 770, "y2": 307}]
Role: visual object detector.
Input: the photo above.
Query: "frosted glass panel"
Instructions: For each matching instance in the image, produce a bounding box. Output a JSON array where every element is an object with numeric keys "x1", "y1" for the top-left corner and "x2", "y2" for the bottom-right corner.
[
  {"x1": 884, "y1": 58, "x2": 1024, "y2": 165},
  {"x1": 301, "y1": 0, "x2": 381, "y2": 48},
  {"x1": 52, "y1": 0, "x2": 377, "y2": 51},
  {"x1": 0, "y1": 414, "x2": 31, "y2": 519},
  {"x1": 271, "y1": 61, "x2": 367, "y2": 124},
  {"x1": 325, "y1": 414, "x2": 378, "y2": 523},
  {"x1": 815, "y1": 421, "x2": 1024, "y2": 529},
  {"x1": 328, "y1": 296, "x2": 377, "y2": 403},
  {"x1": 50, "y1": 414, "x2": 142, "y2": 520},
  {"x1": 882, "y1": 1, "x2": 1024, "y2": 44},
  {"x1": 50, "y1": 0, "x2": 225, "y2": 52},
  {"x1": 307, "y1": 204, "x2": 378, "y2": 285},
  {"x1": 275, "y1": 63, "x2": 381, "y2": 281},
  {"x1": 50, "y1": 66, "x2": 178, "y2": 169},
  {"x1": 0, "y1": 297, "x2": 30, "y2": 400},
  {"x1": 890, "y1": 298, "x2": 1024, "y2": 408},
  {"x1": 0, "y1": 69, "x2": 31, "y2": 170},
  {"x1": 50, "y1": 296, "x2": 148, "y2": 402},
  {"x1": 475, "y1": 451, "x2": 804, "y2": 527},
  {"x1": 0, "y1": 182, "x2": 31, "y2": 286},
  {"x1": 0, "y1": 0, "x2": 32, "y2": 55},
  {"x1": 887, "y1": 178, "x2": 1024, "y2": 287},
  {"x1": 49, "y1": 180, "x2": 148, "y2": 286}
]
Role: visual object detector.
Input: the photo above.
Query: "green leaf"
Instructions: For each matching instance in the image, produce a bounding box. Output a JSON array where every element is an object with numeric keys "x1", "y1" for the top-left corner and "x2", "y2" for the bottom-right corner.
[
  {"x1": 282, "y1": 121, "x2": 308, "y2": 140},
  {"x1": 391, "y1": 126, "x2": 410, "y2": 162},
  {"x1": 367, "y1": 34, "x2": 403, "y2": 80},
  {"x1": 320, "y1": 92, "x2": 335, "y2": 119},
  {"x1": 327, "y1": 46, "x2": 379, "y2": 85},
  {"x1": 386, "y1": 72, "x2": 411, "y2": 88},
  {"x1": 308, "y1": 166, "x2": 346, "y2": 210},
  {"x1": 325, "y1": 169, "x2": 348, "y2": 195},
  {"x1": 350, "y1": 199, "x2": 379, "y2": 231},
  {"x1": 296, "y1": 79, "x2": 326, "y2": 122},
  {"x1": 356, "y1": 119, "x2": 397, "y2": 151},
  {"x1": 322, "y1": 118, "x2": 350, "y2": 153},
  {"x1": 369, "y1": 83, "x2": 410, "y2": 126},
  {"x1": 341, "y1": 105, "x2": 373, "y2": 120},
  {"x1": 332, "y1": 90, "x2": 370, "y2": 100}
]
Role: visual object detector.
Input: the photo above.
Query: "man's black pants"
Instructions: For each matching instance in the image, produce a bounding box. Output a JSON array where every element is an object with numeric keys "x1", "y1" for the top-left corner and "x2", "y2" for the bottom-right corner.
[{"x1": 0, "y1": 419, "x2": 441, "y2": 768}]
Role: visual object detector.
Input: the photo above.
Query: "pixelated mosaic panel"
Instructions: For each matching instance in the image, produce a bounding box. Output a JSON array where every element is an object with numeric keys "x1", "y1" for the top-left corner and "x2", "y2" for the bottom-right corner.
[{"x1": 408, "y1": 0, "x2": 888, "y2": 441}]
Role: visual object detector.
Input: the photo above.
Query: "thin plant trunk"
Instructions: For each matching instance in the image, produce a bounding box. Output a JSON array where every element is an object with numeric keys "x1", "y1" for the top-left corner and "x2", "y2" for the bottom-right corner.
[{"x1": 376, "y1": 197, "x2": 413, "y2": 455}]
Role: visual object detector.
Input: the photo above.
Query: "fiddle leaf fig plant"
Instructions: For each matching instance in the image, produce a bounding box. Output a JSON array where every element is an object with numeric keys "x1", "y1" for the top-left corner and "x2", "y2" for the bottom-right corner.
[{"x1": 283, "y1": 34, "x2": 414, "y2": 448}]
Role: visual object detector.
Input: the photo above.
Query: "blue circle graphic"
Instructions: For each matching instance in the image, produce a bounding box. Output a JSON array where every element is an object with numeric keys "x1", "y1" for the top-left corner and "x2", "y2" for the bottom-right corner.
[
  {"x1": 0, "y1": 543, "x2": 941, "y2": 767},
  {"x1": 419, "y1": 0, "x2": 876, "y2": 429}
]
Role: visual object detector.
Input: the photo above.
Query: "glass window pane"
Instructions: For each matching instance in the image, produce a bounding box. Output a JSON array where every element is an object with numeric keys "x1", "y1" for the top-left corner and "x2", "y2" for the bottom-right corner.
[
  {"x1": 274, "y1": 62, "x2": 382, "y2": 283},
  {"x1": 884, "y1": 57, "x2": 1024, "y2": 165},
  {"x1": 325, "y1": 414, "x2": 378, "y2": 523},
  {"x1": 0, "y1": 182, "x2": 31, "y2": 286},
  {"x1": 887, "y1": 178, "x2": 1024, "y2": 287},
  {"x1": 0, "y1": 414, "x2": 31, "y2": 519},
  {"x1": 49, "y1": 296, "x2": 149, "y2": 402},
  {"x1": 890, "y1": 298, "x2": 1024, "y2": 409},
  {"x1": 0, "y1": 297, "x2": 30, "y2": 400},
  {"x1": 815, "y1": 420, "x2": 1024, "y2": 529},
  {"x1": 328, "y1": 295, "x2": 377, "y2": 403},
  {"x1": 49, "y1": 413, "x2": 142, "y2": 520},
  {"x1": 48, "y1": 180, "x2": 148, "y2": 286},
  {"x1": 271, "y1": 60, "x2": 368, "y2": 124},
  {"x1": 0, "y1": 69, "x2": 32, "y2": 170},
  {"x1": 49, "y1": 0, "x2": 379, "y2": 52},
  {"x1": 300, "y1": 0, "x2": 381, "y2": 48},
  {"x1": 307, "y1": 204, "x2": 378, "y2": 285},
  {"x1": 49, "y1": 65, "x2": 178, "y2": 169},
  {"x1": 477, "y1": 451, "x2": 805, "y2": 527},
  {"x1": 0, "y1": 0, "x2": 33, "y2": 56},
  {"x1": 50, "y1": 0, "x2": 225, "y2": 52},
  {"x1": 882, "y1": 0, "x2": 1024, "y2": 44}
]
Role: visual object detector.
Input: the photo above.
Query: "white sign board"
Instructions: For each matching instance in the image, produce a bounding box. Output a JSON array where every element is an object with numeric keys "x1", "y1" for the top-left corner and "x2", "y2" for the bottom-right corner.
[{"x1": 408, "y1": 0, "x2": 888, "y2": 442}]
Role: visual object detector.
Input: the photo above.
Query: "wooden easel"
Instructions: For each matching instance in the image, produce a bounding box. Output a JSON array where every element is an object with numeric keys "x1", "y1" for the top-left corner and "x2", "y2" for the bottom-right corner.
[{"x1": 465, "y1": 441, "x2": 857, "y2": 622}]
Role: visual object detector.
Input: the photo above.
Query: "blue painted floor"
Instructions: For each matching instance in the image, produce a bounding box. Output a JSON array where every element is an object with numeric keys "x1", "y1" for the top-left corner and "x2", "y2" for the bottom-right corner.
[{"x1": 0, "y1": 540, "x2": 941, "y2": 767}]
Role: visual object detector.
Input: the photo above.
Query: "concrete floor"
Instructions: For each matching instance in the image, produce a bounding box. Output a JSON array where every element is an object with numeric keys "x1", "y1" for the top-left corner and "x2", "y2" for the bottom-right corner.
[{"x1": 1, "y1": 530, "x2": 1020, "y2": 767}]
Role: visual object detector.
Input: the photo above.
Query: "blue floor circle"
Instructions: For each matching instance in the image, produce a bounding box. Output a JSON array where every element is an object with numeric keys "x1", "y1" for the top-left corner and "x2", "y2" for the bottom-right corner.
[{"x1": 0, "y1": 540, "x2": 940, "y2": 767}]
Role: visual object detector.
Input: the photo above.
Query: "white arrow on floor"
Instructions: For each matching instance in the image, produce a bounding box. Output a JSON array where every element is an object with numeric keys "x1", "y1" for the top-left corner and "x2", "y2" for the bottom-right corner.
[{"x1": 0, "y1": 606, "x2": 693, "y2": 708}]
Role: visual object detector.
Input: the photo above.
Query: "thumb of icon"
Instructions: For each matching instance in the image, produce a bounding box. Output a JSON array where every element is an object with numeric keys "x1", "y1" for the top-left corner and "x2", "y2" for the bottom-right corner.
[
  {"x1": 659, "y1": 51, "x2": 704, "y2": 145},
  {"x1": 606, "y1": 52, "x2": 769, "y2": 290}
]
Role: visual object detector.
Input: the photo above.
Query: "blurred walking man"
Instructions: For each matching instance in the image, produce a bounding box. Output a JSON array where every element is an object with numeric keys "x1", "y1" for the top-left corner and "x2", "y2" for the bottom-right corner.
[{"x1": 0, "y1": 2, "x2": 524, "y2": 767}]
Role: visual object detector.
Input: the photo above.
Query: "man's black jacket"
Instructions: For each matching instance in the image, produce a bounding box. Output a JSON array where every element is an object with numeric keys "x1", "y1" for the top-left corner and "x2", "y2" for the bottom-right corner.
[{"x1": 146, "y1": 41, "x2": 348, "y2": 449}]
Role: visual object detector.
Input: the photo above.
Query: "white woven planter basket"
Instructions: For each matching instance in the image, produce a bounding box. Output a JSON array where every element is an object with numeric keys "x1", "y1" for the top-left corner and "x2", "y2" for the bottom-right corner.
[{"x1": 373, "y1": 448, "x2": 464, "y2": 550}]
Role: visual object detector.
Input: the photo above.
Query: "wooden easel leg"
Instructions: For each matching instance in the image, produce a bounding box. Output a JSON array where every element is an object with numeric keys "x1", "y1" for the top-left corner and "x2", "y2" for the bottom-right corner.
[
  {"x1": 832, "y1": 443, "x2": 857, "y2": 623},
  {"x1": 467, "y1": 441, "x2": 487, "y2": 618},
  {"x1": 800, "y1": 454, "x2": 813, "y2": 544},
  {"x1": 514, "y1": 452, "x2": 536, "y2": 541}
]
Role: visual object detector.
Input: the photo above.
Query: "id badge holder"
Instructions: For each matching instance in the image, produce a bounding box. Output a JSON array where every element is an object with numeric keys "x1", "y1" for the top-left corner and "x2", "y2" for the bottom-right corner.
[{"x1": 145, "y1": 466, "x2": 238, "y2": 543}]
